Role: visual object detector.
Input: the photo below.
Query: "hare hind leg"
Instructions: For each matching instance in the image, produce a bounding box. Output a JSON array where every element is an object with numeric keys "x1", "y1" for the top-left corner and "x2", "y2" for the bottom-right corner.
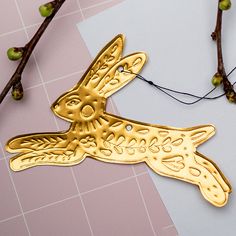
[
  {"x1": 10, "y1": 147, "x2": 86, "y2": 171},
  {"x1": 145, "y1": 153, "x2": 230, "y2": 207}
]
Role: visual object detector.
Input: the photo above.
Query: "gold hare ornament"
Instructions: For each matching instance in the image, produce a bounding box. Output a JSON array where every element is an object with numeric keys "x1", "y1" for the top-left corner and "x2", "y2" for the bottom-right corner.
[{"x1": 6, "y1": 34, "x2": 231, "y2": 207}]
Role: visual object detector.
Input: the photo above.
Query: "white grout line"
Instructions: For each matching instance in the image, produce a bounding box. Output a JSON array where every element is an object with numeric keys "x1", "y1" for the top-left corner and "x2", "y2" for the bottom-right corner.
[
  {"x1": 0, "y1": 170, "x2": 147, "y2": 225},
  {"x1": 0, "y1": 143, "x2": 31, "y2": 235},
  {"x1": 81, "y1": 171, "x2": 147, "y2": 196},
  {"x1": 82, "y1": 0, "x2": 118, "y2": 11},
  {"x1": 132, "y1": 166, "x2": 158, "y2": 236},
  {"x1": 162, "y1": 224, "x2": 178, "y2": 236},
  {"x1": 70, "y1": 168, "x2": 95, "y2": 236},
  {"x1": 24, "y1": 194, "x2": 79, "y2": 215},
  {"x1": 0, "y1": 10, "x2": 81, "y2": 38},
  {"x1": 162, "y1": 224, "x2": 175, "y2": 230},
  {"x1": 0, "y1": 213, "x2": 22, "y2": 224},
  {"x1": 18, "y1": 69, "x2": 86, "y2": 92},
  {"x1": 76, "y1": 0, "x2": 85, "y2": 20},
  {"x1": 0, "y1": 28, "x2": 25, "y2": 38},
  {"x1": 0, "y1": 0, "x2": 120, "y2": 38}
]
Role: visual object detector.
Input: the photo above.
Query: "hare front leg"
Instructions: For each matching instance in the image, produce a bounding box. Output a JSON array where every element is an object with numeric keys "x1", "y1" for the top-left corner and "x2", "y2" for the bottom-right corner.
[
  {"x1": 145, "y1": 152, "x2": 231, "y2": 207},
  {"x1": 6, "y1": 133, "x2": 68, "y2": 153}
]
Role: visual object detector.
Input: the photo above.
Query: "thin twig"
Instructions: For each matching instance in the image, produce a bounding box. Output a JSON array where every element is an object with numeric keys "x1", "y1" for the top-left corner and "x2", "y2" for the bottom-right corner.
[
  {"x1": 211, "y1": 0, "x2": 236, "y2": 102},
  {"x1": 0, "y1": 0, "x2": 66, "y2": 104}
]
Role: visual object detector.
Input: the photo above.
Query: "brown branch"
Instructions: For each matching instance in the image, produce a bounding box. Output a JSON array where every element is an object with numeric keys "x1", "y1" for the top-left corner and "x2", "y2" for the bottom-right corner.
[
  {"x1": 211, "y1": 0, "x2": 236, "y2": 102},
  {"x1": 0, "y1": 0, "x2": 66, "y2": 104}
]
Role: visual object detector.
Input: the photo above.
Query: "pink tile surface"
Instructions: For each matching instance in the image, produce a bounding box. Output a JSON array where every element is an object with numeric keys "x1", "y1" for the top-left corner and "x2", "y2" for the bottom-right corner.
[
  {"x1": 26, "y1": 13, "x2": 90, "y2": 83},
  {"x1": 0, "y1": 161, "x2": 21, "y2": 221},
  {"x1": 133, "y1": 162, "x2": 148, "y2": 174},
  {"x1": 137, "y1": 174, "x2": 178, "y2": 236},
  {"x1": 0, "y1": 216, "x2": 29, "y2": 236},
  {"x1": 83, "y1": 0, "x2": 123, "y2": 19},
  {"x1": 26, "y1": 197, "x2": 92, "y2": 236},
  {"x1": 73, "y1": 158, "x2": 134, "y2": 193},
  {"x1": 0, "y1": 0, "x2": 22, "y2": 34},
  {"x1": 11, "y1": 165, "x2": 78, "y2": 212},
  {"x1": 0, "y1": 1, "x2": 177, "y2": 235},
  {"x1": 82, "y1": 176, "x2": 155, "y2": 236},
  {"x1": 80, "y1": 0, "x2": 107, "y2": 8}
]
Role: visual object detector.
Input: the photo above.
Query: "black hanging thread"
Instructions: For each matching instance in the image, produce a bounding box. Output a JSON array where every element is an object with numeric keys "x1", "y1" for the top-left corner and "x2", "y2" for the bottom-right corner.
[{"x1": 121, "y1": 65, "x2": 236, "y2": 105}]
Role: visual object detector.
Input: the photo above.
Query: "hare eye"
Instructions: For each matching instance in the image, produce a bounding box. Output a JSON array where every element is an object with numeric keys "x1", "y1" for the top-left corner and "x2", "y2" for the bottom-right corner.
[{"x1": 67, "y1": 99, "x2": 80, "y2": 106}]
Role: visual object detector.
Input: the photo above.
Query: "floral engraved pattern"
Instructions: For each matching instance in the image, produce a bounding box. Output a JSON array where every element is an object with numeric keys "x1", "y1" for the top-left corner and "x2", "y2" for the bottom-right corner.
[
  {"x1": 102, "y1": 132, "x2": 184, "y2": 156},
  {"x1": 80, "y1": 136, "x2": 97, "y2": 148}
]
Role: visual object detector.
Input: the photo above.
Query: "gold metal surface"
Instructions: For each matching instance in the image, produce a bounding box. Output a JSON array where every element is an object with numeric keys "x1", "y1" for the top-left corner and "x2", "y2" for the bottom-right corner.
[{"x1": 6, "y1": 34, "x2": 231, "y2": 207}]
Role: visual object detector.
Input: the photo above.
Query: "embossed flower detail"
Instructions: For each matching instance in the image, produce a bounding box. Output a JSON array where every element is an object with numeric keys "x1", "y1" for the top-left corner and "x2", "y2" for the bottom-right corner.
[{"x1": 80, "y1": 136, "x2": 97, "y2": 148}]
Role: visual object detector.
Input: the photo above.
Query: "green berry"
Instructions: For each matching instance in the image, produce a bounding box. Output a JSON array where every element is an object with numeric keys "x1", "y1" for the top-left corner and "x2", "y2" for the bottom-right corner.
[
  {"x1": 219, "y1": 0, "x2": 231, "y2": 11},
  {"x1": 39, "y1": 3, "x2": 54, "y2": 17},
  {"x1": 7, "y1": 47, "x2": 23, "y2": 61},
  {"x1": 211, "y1": 73, "x2": 223, "y2": 87},
  {"x1": 12, "y1": 82, "x2": 23, "y2": 100}
]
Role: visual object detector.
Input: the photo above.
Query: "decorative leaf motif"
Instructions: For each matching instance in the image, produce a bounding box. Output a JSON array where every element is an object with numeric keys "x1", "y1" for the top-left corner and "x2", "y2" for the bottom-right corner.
[
  {"x1": 149, "y1": 146, "x2": 160, "y2": 153},
  {"x1": 104, "y1": 75, "x2": 110, "y2": 83},
  {"x1": 91, "y1": 74, "x2": 99, "y2": 81},
  {"x1": 158, "y1": 131, "x2": 169, "y2": 137},
  {"x1": 126, "y1": 147, "x2": 135, "y2": 155},
  {"x1": 111, "y1": 44, "x2": 118, "y2": 53},
  {"x1": 162, "y1": 137, "x2": 171, "y2": 145},
  {"x1": 117, "y1": 136, "x2": 125, "y2": 145},
  {"x1": 138, "y1": 147, "x2": 146, "y2": 153},
  {"x1": 106, "y1": 133, "x2": 115, "y2": 141},
  {"x1": 149, "y1": 137, "x2": 160, "y2": 153},
  {"x1": 128, "y1": 139, "x2": 137, "y2": 147},
  {"x1": 163, "y1": 146, "x2": 172, "y2": 153},
  {"x1": 103, "y1": 141, "x2": 111, "y2": 149},
  {"x1": 109, "y1": 79, "x2": 119, "y2": 85},
  {"x1": 133, "y1": 57, "x2": 142, "y2": 67},
  {"x1": 137, "y1": 129, "x2": 149, "y2": 134},
  {"x1": 108, "y1": 56, "x2": 115, "y2": 62},
  {"x1": 114, "y1": 146, "x2": 123, "y2": 154},
  {"x1": 172, "y1": 138, "x2": 183, "y2": 146},
  {"x1": 100, "y1": 149, "x2": 112, "y2": 156},
  {"x1": 189, "y1": 167, "x2": 201, "y2": 177},
  {"x1": 140, "y1": 139, "x2": 146, "y2": 146},
  {"x1": 162, "y1": 156, "x2": 185, "y2": 172},
  {"x1": 150, "y1": 137, "x2": 158, "y2": 146}
]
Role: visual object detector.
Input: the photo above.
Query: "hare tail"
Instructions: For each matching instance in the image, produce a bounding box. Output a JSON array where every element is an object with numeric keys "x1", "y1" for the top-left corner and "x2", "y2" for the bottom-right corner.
[{"x1": 187, "y1": 125, "x2": 216, "y2": 147}]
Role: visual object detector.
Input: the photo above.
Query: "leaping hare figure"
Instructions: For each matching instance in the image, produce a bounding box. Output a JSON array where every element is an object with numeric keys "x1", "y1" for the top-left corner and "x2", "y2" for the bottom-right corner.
[{"x1": 6, "y1": 34, "x2": 231, "y2": 207}]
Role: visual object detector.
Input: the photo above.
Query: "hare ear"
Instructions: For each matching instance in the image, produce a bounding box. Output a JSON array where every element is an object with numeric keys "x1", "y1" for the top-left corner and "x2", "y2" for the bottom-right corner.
[
  {"x1": 78, "y1": 34, "x2": 124, "y2": 89},
  {"x1": 93, "y1": 52, "x2": 147, "y2": 98}
]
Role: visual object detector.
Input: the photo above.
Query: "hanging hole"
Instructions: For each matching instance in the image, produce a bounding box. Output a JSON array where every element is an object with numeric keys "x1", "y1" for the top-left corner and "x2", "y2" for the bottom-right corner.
[
  {"x1": 117, "y1": 66, "x2": 124, "y2": 73},
  {"x1": 126, "y1": 124, "x2": 133, "y2": 131}
]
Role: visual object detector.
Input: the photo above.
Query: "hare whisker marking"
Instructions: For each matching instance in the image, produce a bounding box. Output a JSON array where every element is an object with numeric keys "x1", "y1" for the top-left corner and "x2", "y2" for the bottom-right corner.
[{"x1": 6, "y1": 34, "x2": 231, "y2": 207}]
